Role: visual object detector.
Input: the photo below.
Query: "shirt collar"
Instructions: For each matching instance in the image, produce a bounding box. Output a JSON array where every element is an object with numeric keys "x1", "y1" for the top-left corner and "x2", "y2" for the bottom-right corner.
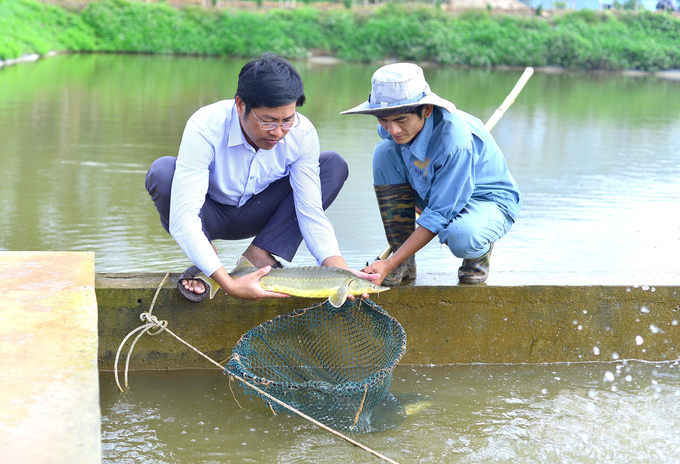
[
  {"x1": 409, "y1": 113, "x2": 434, "y2": 162},
  {"x1": 227, "y1": 103, "x2": 248, "y2": 149}
]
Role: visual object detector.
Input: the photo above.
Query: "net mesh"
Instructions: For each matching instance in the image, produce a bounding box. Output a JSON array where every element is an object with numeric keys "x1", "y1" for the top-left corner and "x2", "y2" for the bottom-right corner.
[{"x1": 226, "y1": 298, "x2": 407, "y2": 433}]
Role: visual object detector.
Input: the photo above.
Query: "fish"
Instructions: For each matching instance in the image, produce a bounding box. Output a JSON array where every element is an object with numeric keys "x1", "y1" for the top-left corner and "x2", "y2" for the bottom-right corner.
[
  {"x1": 195, "y1": 256, "x2": 389, "y2": 308},
  {"x1": 404, "y1": 401, "x2": 433, "y2": 416}
]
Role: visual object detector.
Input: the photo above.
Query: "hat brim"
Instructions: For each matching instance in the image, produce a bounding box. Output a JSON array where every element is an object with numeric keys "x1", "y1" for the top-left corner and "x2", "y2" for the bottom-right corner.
[{"x1": 340, "y1": 92, "x2": 456, "y2": 116}]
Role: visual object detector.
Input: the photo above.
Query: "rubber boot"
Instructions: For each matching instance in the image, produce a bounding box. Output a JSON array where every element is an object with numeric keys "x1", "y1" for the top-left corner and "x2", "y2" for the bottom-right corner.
[
  {"x1": 375, "y1": 183, "x2": 417, "y2": 286},
  {"x1": 458, "y1": 243, "x2": 494, "y2": 284}
]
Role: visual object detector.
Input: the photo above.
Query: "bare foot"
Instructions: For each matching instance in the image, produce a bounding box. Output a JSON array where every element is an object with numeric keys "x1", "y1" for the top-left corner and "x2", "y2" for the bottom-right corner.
[
  {"x1": 182, "y1": 242, "x2": 218, "y2": 294},
  {"x1": 181, "y1": 278, "x2": 206, "y2": 295}
]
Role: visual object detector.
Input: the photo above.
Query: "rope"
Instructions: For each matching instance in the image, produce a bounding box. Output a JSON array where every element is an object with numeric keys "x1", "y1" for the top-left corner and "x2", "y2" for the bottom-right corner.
[
  {"x1": 351, "y1": 384, "x2": 369, "y2": 430},
  {"x1": 114, "y1": 271, "x2": 170, "y2": 392},
  {"x1": 114, "y1": 272, "x2": 401, "y2": 464}
]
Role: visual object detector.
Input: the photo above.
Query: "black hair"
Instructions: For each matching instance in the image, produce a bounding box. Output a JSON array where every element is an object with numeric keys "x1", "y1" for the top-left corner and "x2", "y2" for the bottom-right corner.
[
  {"x1": 235, "y1": 53, "x2": 306, "y2": 116},
  {"x1": 373, "y1": 104, "x2": 429, "y2": 119}
]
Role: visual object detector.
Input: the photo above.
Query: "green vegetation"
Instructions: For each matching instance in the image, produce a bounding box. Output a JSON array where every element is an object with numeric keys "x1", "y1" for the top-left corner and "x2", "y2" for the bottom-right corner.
[
  {"x1": 2, "y1": 0, "x2": 680, "y2": 71},
  {"x1": 0, "y1": 0, "x2": 96, "y2": 59}
]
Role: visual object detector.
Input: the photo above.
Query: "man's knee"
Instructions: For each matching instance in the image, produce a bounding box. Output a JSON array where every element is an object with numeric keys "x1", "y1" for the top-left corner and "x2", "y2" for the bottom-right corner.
[
  {"x1": 146, "y1": 157, "x2": 177, "y2": 233},
  {"x1": 447, "y1": 237, "x2": 480, "y2": 259},
  {"x1": 320, "y1": 150, "x2": 349, "y2": 183},
  {"x1": 441, "y1": 222, "x2": 486, "y2": 259},
  {"x1": 372, "y1": 149, "x2": 408, "y2": 185},
  {"x1": 145, "y1": 156, "x2": 176, "y2": 195}
]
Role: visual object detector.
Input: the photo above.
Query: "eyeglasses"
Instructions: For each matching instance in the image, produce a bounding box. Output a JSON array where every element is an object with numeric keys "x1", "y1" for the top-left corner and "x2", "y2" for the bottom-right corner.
[{"x1": 251, "y1": 109, "x2": 299, "y2": 131}]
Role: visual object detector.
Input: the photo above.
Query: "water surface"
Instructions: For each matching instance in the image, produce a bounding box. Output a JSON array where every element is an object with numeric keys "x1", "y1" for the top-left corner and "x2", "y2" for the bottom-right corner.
[
  {"x1": 1, "y1": 54, "x2": 679, "y2": 274},
  {"x1": 100, "y1": 361, "x2": 680, "y2": 463}
]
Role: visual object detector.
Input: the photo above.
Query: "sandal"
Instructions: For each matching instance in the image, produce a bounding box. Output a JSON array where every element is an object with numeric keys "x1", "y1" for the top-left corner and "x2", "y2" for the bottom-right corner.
[{"x1": 177, "y1": 265, "x2": 209, "y2": 303}]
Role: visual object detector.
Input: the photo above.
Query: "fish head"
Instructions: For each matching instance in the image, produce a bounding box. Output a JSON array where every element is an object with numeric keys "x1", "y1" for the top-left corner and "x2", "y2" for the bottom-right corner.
[
  {"x1": 348, "y1": 277, "x2": 390, "y2": 295},
  {"x1": 372, "y1": 282, "x2": 390, "y2": 293}
]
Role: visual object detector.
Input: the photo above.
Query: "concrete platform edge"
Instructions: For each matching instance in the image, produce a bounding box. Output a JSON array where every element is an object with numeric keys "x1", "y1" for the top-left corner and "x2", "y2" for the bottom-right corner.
[
  {"x1": 97, "y1": 272, "x2": 680, "y2": 369},
  {"x1": 0, "y1": 252, "x2": 101, "y2": 464}
]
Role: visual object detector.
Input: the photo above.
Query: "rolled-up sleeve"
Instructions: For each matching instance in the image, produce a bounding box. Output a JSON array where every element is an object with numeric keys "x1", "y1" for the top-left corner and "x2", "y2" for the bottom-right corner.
[
  {"x1": 169, "y1": 120, "x2": 223, "y2": 276},
  {"x1": 417, "y1": 148, "x2": 476, "y2": 235},
  {"x1": 288, "y1": 128, "x2": 342, "y2": 264}
]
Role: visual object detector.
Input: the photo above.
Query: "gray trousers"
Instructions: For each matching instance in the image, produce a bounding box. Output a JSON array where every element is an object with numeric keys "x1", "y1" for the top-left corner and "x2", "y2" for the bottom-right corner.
[{"x1": 145, "y1": 151, "x2": 348, "y2": 262}]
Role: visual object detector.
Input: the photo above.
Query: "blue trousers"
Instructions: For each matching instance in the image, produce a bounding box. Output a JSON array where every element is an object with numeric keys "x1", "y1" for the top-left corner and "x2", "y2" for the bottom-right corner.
[
  {"x1": 373, "y1": 154, "x2": 513, "y2": 260},
  {"x1": 145, "y1": 151, "x2": 348, "y2": 262}
]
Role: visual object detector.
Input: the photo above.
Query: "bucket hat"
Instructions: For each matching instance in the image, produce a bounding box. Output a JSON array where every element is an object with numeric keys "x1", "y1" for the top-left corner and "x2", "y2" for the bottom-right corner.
[{"x1": 340, "y1": 63, "x2": 456, "y2": 116}]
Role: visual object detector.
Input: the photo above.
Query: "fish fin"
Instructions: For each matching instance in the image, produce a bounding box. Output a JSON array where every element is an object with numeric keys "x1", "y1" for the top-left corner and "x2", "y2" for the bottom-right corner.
[
  {"x1": 195, "y1": 272, "x2": 221, "y2": 299},
  {"x1": 232, "y1": 255, "x2": 256, "y2": 272},
  {"x1": 229, "y1": 255, "x2": 259, "y2": 279},
  {"x1": 328, "y1": 288, "x2": 349, "y2": 308}
]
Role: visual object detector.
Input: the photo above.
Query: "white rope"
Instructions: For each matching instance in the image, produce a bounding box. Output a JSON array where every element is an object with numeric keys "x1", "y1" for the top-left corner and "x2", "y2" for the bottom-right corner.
[
  {"x1": 113, "y1": 272, "x2": 401, "y2": 464},
  {"x1": 114, "y1": 271, "x2": 169, "y2": 392}
]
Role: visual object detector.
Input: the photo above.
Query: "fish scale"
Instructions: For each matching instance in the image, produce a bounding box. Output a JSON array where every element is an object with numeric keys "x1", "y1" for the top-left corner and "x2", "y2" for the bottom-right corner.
[{"x1": 258, "y1": 266, "x2": 359, "y2": 297}]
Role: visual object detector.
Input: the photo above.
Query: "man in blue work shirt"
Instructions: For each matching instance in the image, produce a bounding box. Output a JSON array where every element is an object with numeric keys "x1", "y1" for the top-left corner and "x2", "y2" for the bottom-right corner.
[
  {"x1": 341, "y1": 63, "x2": 521, "y2": 285},
  {"x1": 146, "y1": 53, "x2": 375, "y2": 302}
]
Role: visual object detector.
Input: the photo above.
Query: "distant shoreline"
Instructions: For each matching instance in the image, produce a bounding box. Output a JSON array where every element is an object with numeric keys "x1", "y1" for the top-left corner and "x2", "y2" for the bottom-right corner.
[
  {"x1": 4, "y1": 50, "x2": 680, "y2": 81},
  {"x1": 2, "y1": 0, "x2": 680, "y2": 72}
]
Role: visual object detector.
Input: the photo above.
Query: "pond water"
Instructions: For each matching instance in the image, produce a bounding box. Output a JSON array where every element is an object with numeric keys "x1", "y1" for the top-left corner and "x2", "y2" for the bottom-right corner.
[
  {"x1": 3, "y1": 54, "x2": 678, "y2": 461},
  {"x1": 101, "y1": 361, "x2": 680, "y2": 463},
  {"x1": 1, "y1": 54, "x2": 679, "y2": 275}
]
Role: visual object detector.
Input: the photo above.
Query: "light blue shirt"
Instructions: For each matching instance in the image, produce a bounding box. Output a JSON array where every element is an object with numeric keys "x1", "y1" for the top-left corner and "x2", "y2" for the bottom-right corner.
[
  {"x1": 169, "y1": 100, "x2": 341, "y2": 276},
  {"x1": 375, "y1": 107, "x2": 521, "y2": 235}
]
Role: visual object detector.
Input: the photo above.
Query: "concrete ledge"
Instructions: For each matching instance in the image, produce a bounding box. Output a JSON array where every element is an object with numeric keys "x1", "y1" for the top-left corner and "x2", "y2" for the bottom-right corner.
[
  {"x1": 97, "y1": 271, "x2": 680, "y2": 369},
  {"x1": 0, "y1": 252, "x2": 100, "y2": 464}
]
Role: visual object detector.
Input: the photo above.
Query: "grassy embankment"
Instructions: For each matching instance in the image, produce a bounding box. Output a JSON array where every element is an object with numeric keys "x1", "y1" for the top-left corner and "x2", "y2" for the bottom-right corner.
[{"x1": 1, "y1": 0, "x2": 679, "y2": 70}]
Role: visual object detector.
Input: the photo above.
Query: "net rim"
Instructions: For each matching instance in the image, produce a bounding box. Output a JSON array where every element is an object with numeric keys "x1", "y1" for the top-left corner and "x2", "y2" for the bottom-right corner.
[{"x1": 225, "y1": 298, "x2": 407, "y2": 393}]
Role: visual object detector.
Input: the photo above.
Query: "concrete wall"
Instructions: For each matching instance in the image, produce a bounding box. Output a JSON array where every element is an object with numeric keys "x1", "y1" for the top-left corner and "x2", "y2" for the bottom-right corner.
[
  {"x1": 1, "y1": 252, "x2": 100, "y2": 464},
  {"x1": 97, "y1": 271, "x2": 680, "y2": 370}
]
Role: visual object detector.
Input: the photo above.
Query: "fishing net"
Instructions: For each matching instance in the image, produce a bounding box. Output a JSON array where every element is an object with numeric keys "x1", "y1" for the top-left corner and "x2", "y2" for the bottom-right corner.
[{"x1": 226, "y1": 298, "x2": 407, "y2": 433}]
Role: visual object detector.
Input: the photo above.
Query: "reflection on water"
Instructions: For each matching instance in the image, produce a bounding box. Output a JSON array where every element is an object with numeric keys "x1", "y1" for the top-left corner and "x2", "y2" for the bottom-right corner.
[
  {"x1": 1, "y1": 54, "x2": 679, "y2": 274},
  {"x1": 100, "y1": 362, "x2": 680, "y2": 463}
]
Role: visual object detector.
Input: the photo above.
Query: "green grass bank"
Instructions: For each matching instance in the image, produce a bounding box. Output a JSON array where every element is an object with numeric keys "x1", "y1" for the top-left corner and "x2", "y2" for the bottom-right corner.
[{"x1": 1, "y1": 0, "x2": 680, "y2": 70}]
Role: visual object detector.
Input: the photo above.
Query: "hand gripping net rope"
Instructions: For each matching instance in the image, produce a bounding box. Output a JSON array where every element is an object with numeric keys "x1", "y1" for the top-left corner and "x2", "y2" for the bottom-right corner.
[{"x1": 226, "y1": 298, "x2": 407, "y2": 433}]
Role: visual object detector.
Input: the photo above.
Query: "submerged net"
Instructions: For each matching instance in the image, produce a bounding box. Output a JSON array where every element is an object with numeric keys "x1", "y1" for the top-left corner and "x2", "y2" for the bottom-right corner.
[{"x1": 226, "y1": 298, "x2": 407, "y2": 433}]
